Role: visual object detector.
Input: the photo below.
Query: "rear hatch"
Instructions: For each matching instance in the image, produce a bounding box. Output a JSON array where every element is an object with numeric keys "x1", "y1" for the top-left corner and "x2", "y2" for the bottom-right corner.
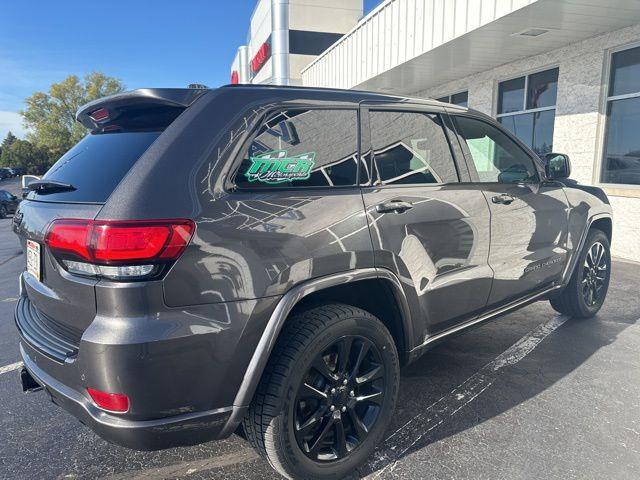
[{"x1": 14, "y1": 89, "x2": 205, "y2": 351}]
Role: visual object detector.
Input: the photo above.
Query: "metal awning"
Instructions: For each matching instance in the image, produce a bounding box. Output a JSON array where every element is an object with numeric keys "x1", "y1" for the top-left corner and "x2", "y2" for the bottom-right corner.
[{"x1": 302, "y1": 0, "x2": 640, "y2": 94}]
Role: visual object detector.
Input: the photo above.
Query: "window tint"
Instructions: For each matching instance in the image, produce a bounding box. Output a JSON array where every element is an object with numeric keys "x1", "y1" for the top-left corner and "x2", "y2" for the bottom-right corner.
[
  {"x1": 436, "y1": 91, "x2": 468, "y2": 108},
  {"x1": 527, "y1": 68, "x2": 559, "y2": 109},
  {"x1": 450, "y1": 91, "x2": 469, "y2": 108},
  {"x1": 370, "y1": 111, "x2": 458, "y2": 185},
  {"x1": 235, "y1": 109, "x2": 359, "y2": 188},
  {"x1": 30, "y1": 132, "x2": 161, "y2": 203},
  {"x1": 497, "y1": 68, "x2": 558, "y2": 156},
  {"x1": 454, "y1": 116, "x2": 539, "y2": 184},
  {"x1": 498, "y1": 76, "x2": 525, "y2": 114},
  {"x1": 609, "y1": 45, "x2": 640, "y2": 97}
]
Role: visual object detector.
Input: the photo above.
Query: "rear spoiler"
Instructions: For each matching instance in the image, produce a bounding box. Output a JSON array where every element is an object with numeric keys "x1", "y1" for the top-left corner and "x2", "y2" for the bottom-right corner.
[{"x1": 76, "y1": 88, "x2": 209, "y2": 132}]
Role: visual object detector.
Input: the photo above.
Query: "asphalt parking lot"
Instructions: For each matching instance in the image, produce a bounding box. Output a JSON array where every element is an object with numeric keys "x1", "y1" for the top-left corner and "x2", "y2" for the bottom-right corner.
[{"x1": 0, "y1": 175, "x2": 639, "y2": 479}]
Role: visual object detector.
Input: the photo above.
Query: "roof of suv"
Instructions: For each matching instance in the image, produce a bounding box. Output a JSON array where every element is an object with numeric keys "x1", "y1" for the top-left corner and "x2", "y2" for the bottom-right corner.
[{"x1": 76, "y1": 84, "x2": 469, "y2": 129}]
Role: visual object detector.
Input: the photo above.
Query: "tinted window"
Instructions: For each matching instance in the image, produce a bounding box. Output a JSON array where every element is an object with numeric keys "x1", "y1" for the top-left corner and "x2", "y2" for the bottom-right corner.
[
  {"x1": 498, "y1": 76, "x2": 525, "y2": 114},
  {"x1": 235, "y1": 109, "x2": 359, "y2": 189},
  {"x1": 30, "y1": 132, "x2": 160, "y2": 203},
  {"x1": 451, "y1": 91, "x2": 469, "y2": 108},
  {"x1": 601, "y1": 96, "x2": 640, "y2": 185},
  {"x1": 609, "y1": 45, "x2": 640, "y2": 97},
  {"x1": 370, "y1": 111, "x2": 458, "y2": 185},
  {"x1": 497, "y1": 68, "x2": 558, "y2": 156},
  {"x1": 527, "y1": 68, "x2": 559, "y2": 109},
  {"x1": 454, "y1": 116, "x2": 539, "y2": 184}
]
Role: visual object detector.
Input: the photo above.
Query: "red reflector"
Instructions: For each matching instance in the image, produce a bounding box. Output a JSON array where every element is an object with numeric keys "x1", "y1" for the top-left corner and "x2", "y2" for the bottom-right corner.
[
  {"x1": 89, "y1": 108, "x2": 109, "y2": 122},
  {"x1": 231, "y1": 70, "x2": 239, "y2": 84},
  {"x1": 45, "y1": 219, "x2": 195, "y2": 264},
  {"x1": 87, "y1": 388, "x2": 129, "y2": 412}
]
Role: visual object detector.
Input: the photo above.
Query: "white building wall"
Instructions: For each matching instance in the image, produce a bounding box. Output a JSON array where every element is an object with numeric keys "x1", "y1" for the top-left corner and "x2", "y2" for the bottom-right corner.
[
  {"x1": 416, "y1": 23, "x2": 640, "y2": 262},
  {"x1": 301, "y1": 0, "x2": 538, "y2": 89}
]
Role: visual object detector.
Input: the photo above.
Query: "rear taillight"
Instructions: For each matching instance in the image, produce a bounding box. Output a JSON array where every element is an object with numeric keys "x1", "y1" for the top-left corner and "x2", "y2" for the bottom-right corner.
[
  {"x1": 45, "y1": 219, "x2": 195, "y2": 280},
  {"x1": 87, "y1": 388, "x2": 129, "y2": 413}
]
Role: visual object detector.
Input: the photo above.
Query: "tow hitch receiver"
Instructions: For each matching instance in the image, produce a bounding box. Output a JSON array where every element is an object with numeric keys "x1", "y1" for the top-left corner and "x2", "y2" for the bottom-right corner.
[{"x1": 21, "y1": 367, "x2": 42, "y2": 393}]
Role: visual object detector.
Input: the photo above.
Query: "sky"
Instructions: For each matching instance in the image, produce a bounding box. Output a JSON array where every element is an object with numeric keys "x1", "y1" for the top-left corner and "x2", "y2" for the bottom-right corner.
[{"x1": 0, "y1": 0, "x2": 381, "y2": 140}]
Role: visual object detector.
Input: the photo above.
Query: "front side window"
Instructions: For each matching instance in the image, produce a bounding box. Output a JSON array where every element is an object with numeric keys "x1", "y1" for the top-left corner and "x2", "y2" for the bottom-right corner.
[
  {"x1": 454, "y1": 116, "x2": 539, "y2": 184},
  {"x1": 436, "y1": 91, "x2": 468, "y2": 108},
  {"x1": 497, "y1": 68, "x2": 559, "y2": 156},
  {"x1": 370, "y1": 111, "x2": 458, "y2": 185},
  {"x1": 235, "y1": 109, "x2": 359, "y2": 189},
  {"x1": 601, "y1": 45, "x2": 640, "y2": 185}
]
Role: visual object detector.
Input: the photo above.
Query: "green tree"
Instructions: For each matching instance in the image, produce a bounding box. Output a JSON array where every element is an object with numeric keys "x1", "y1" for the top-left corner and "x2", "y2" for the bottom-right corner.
[
  {"x1": 0, "y1": 139, "x2": 49, "y2": 174},
  {"x1": 1, "y1": 131, "x2": 18, "y2": 156},
  {"x1": 22, "y1": 72, "x2": 124, "y2": 160}
]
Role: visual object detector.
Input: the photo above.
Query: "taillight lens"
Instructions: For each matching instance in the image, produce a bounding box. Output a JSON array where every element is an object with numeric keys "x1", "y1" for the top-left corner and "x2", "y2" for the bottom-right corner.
[
  {"x1": 87, "y1": 388, "x2": 129, "y2": 413},
  {"x1": 45, "y1": 219, "x2": 195, "y2": 280}
]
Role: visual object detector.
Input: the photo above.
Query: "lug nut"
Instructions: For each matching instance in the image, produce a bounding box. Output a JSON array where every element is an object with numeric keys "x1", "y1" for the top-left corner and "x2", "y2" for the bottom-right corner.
[
  {"x1": 341, "y1": 406, "x2": 347, "y2": 412},
  {"x1": 330, "y1": 388, "x2": 336, "y2": 394},
  {"x1": 350, "y1": 390, "x2": 355, "y2": 397},
  {"x1": 330, "y1": 405, "x2": 335, "y2": 412},
  {"x1": 343, "y1": 379, "x2": 348, "y2": 385}
]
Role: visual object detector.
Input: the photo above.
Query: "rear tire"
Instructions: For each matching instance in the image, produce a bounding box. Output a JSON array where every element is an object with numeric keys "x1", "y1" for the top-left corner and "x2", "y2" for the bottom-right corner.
[
  {"x1": 243, "y1": 303, "x2": 400, "y2": 480},
  {"x1": 0, "y1": 205, "x2": 6, "y2": 219},
  {"x1": 550, "y1": 229, "x2": 611, "y2": 318}
]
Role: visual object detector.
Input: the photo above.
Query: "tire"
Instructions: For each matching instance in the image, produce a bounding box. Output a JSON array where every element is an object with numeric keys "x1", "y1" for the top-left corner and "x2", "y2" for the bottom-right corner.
[
  {"x1": 243, "y1": 303, "x2": 400, "y2": 480},
  {"x1": 0, "y1": 205, "x2": 6, "y2": 219},
  {"x1": 550, "y1": 229, "x2": 611, "y2": 318}
]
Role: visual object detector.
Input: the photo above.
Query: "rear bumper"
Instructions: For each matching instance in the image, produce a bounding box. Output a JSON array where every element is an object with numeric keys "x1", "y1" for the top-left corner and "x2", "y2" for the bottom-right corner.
[{"x1": 20, "y1": 343, "x2": 239, "y2": 450}]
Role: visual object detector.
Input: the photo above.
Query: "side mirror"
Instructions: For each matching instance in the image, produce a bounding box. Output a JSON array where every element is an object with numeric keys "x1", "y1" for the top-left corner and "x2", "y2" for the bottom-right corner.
[{"x1": 544, "y1": 153, "x2": 571, "y2": 180}]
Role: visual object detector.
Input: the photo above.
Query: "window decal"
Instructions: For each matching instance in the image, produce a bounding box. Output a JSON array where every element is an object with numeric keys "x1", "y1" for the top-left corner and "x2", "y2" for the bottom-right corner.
[{"x1": 245, "y1": 150, "x2": 316, "y2": 184}]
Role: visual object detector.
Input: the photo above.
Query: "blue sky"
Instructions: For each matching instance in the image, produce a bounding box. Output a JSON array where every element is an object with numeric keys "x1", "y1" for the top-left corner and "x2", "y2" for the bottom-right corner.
[{"x1": 0, "y1": 0, "x2": 381, "y2": 139}]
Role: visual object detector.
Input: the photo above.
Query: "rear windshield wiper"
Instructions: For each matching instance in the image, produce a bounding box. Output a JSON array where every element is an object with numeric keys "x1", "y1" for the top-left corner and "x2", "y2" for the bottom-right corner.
[{"x1": 27, "y1": 180, "x2": 76, "y2": 193}]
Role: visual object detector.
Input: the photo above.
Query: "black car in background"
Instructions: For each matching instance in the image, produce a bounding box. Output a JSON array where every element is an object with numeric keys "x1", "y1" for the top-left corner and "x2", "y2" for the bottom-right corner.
[
  {"x1": 0, "y1": 168, "x2": 13, "y2": 180},
  {"x1": 0, "y1": 189, "x2": 20, "y2": 218}
]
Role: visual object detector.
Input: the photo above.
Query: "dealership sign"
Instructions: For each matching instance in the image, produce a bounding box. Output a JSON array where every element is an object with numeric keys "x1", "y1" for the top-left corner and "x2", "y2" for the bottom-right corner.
[{"x1": 251, "y1": 42, "x2": 271, "y2": 74}]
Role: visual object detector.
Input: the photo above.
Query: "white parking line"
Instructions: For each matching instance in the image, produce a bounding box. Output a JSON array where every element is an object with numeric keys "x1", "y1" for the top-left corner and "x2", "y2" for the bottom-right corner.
[
  {"x1": 0, "y1": 361, "x2": 23, "y2": 376},
  {"x1": 366, "y1": 315, "x2": 569, "y2": 478}
]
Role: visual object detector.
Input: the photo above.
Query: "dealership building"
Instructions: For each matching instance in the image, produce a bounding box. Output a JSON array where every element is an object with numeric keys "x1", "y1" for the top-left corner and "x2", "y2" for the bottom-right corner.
[{"x1": 231, "y1": 0, "x2": 640, "y2": 262}]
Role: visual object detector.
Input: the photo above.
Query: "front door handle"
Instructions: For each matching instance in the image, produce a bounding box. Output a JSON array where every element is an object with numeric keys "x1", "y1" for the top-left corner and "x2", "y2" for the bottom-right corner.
[
  {"x1": 376, "y1": 200, "x2": 414, "y2": 214},
  {"x1": 491, "y1": 194, "x2": 515, "y2": 205}
]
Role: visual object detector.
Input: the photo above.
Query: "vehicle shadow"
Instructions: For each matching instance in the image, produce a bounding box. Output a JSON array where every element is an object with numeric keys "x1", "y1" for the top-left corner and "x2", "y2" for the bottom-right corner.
[{"x1": 355, "y1": 261, "x2": 640, "y2": 479}]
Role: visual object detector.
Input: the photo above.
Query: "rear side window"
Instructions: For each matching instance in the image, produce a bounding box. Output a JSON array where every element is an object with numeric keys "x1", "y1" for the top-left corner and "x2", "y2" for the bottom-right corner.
[
  {"x1": 29, "y1": 132, "x2": 160, "y2": 203},
  {"x1": 234, "y1": 109, "x2": 359, "y2": 189},
  {"x1": 370, "y1": 111, "x2": 458, "y2": 185}
]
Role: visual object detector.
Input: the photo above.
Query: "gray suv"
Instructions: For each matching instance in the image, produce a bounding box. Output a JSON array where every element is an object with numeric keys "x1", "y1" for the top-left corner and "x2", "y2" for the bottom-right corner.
[{"x1": 14, "y1": 86, "x2": 612, "y2": 480}]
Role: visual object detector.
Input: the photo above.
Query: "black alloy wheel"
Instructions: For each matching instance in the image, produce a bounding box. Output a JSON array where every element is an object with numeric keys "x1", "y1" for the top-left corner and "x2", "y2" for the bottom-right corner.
[{"x1": 293, "y1": 335, "x2": 385, "y2": 461}]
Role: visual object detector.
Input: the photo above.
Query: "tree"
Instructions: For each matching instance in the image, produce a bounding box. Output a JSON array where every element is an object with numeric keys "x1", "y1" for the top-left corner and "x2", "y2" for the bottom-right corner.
[
  {"x1": 0, "y1": 139, "x2": 49, "y2": 174},
  {"x1": 1, "y1": 131, "x2": 18, "y2": 158},
  {"x1": 22, "y1": 72, "x2": 125, "y2": 161}
]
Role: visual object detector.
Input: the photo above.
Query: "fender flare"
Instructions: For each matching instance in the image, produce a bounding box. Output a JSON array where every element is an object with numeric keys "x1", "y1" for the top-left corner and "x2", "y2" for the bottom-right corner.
[
  {"x1": 232, "y1": 267, "x2": 412, "y2": 410},
  {"x1": 560, "y1": 212, "x2": 612, "y2": 286}
]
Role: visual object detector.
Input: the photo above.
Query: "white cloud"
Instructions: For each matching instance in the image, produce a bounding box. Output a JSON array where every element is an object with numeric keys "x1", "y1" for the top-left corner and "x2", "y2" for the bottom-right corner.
[{"x1": 0, "y1": 111, "x2": 26, "y2": 140}]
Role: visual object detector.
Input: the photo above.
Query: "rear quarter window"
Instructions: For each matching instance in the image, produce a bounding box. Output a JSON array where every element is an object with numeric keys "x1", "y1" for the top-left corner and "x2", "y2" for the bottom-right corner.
[
  {"x1": 233, "y1": 109, "x2": 360, "y2": 189},
  {"x1": 29, "y1": 132, "x2": 160, "y2": 203}
]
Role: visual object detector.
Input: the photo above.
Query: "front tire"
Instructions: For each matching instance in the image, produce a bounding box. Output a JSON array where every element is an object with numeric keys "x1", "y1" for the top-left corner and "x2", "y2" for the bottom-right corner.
[
  {"x1": 0, "y1": 205, "x2": 6, "y2": 219},
  {"x1": 550, "y1": 229, "x2": 611, "y2": 318},
  {"x1": 243, "y1": 303, "x2": 400, "y2": 480}
]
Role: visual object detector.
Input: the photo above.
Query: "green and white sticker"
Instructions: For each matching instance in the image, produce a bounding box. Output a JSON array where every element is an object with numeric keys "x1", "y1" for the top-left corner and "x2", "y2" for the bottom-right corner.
[{"x1": 245, "y1": 150, "x2": 316, "y2": 184}]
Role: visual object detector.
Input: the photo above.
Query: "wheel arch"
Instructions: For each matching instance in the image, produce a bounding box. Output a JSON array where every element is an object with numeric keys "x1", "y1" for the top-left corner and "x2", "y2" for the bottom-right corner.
[
  {"x1": 561, "y1": 212, "x2": 613, "y2": 287},
  {"x1": 232, "y1": 268, "x2": 413, "y2": 411}
]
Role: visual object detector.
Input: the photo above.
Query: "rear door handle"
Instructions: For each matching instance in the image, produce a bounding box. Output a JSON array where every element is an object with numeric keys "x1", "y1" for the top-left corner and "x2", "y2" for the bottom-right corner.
[
  {"x1": 491, "y1": 194, "x2": 515, "y2": 205},
  {"x1": 375, "y1": 200, "x2": 414, "y2": 214}
]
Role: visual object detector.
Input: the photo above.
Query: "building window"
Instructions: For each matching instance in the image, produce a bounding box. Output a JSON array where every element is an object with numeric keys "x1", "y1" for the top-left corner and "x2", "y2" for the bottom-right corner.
[
  {"x1": 436, "y1": 91, "x2": 468, "y2": 107},
  {"x1": 496, "y1": 68, "x2": 559, "y2": 157},
  {"x1": 601, "y1": 45, "x2": 640, "y2": 186}
]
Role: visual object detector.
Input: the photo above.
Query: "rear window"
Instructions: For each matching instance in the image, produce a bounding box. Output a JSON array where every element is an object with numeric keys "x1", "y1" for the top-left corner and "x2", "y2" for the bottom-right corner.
[{"x1": 29, "y1": 131, "x2": 160, "y2": 203}]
